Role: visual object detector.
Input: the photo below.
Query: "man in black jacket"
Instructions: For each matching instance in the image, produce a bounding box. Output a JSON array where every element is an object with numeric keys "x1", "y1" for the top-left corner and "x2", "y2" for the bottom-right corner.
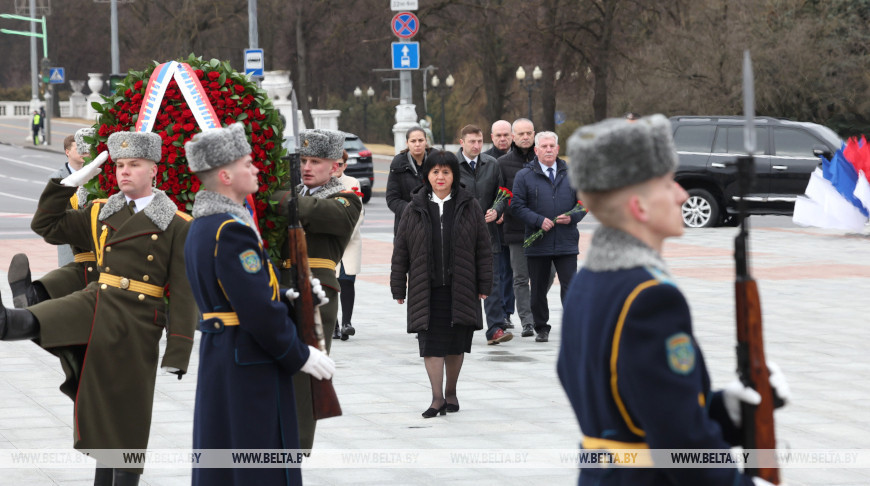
[
  {"x1": 497, "y1": 118, "x2": 538, "y2": 338},
  {"x1": 483, "y1": 119, "x2": 512, "y2": 160},
  {"x1": 456, "y1": 125, "x2": 512, "y2": 345}
]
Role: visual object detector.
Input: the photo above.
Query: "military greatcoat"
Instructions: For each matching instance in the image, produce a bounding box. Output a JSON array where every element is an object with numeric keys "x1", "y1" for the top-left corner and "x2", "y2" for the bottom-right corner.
[
  {"x1": 186, "y1": 190, "x2": 310, "y2": 486},
  {"x1": 29, "y1": 179, "x2": 196, "y2": 474},
  {"x1": 557, "y1": 227, "x2": 751, "y2": 486},
  {"x1": 31, "y1": 175, "x2": 100, "y2": 401},
  {"x1": 272, "y1": 176, "x2": 361, "y2": 450}
]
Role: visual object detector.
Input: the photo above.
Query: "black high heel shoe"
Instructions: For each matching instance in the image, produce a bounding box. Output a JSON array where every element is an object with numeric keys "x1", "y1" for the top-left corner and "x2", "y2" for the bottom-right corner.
[
  {"x1": 445, "y1": 402, "x2": 459, "y2": 413},
  {"x1": 422, "y1": 402, "x2": 447, "y2": 418}
]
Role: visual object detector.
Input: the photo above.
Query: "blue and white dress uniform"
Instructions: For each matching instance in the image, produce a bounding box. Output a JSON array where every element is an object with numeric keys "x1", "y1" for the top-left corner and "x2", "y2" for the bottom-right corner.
[
  {"x1": 185, "y1": 191, "x2": 310, "y2": 486},
  {"x1": 557, "y1": 227, "x2": 753, "y2": 486}
]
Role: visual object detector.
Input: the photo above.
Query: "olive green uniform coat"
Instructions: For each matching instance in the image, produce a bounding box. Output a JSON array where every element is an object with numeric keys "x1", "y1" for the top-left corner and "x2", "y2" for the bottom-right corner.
[
  {"x1": 29, "y1": 180, "x2": 196, "y2": 474},
  {"x1": 274, "y1": 177, "x2": 361, "y2": 449}
]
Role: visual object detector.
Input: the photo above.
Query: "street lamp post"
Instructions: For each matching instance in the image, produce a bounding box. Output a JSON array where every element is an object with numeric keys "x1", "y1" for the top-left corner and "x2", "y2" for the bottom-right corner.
[
  {"x1": 354, "y1": 86, "x2": 375, "y2": 140},
  {"x1": 430, "y1": 74, "x2": 454, "y2": 149},
  {"x1": 516, "y1": 65, "x2": 542, "y2": 123}
]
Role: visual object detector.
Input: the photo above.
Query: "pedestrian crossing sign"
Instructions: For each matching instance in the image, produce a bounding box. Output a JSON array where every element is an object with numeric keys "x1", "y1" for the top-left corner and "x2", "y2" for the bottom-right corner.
[{"x1": 49, "y1": 68, "x2": 65, "y2": 84}]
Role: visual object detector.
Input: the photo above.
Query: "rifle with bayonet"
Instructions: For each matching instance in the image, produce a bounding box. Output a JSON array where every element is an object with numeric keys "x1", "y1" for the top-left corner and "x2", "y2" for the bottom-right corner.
[{"x1": 735, "y1": 50, "x2": 779, "y2": 484}]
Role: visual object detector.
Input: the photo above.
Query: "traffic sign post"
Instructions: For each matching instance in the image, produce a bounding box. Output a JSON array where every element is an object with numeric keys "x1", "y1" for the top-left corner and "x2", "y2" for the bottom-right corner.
[
  {"x1": 391, "y1": 0, "x2": 418, "y2": 10},
  {"x1": 244, "y1": 48, "x2": 264, "y2": 78},
  {"x1": 391, "y1": 12, "x2": 419, "y2": 39},
  {"x1": 391, "y1": 42, "x2": 420, "y2": 70},
  {"x1": 49, "y1": 67, "x2": 64, "y2": 84}
]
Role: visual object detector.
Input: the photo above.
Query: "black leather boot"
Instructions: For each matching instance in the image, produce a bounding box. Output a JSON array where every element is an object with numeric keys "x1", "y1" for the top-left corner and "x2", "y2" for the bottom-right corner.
[
  {"x1": 332, "y1": 321, "x2": 341, "y2": 340},
  {"x1": 93, "y1": 464, "x2": 113, "y2": 486},
  {"x1": 0, "y1": 292, "x2": 40, "y2": 341},
  {"x1": 340, "y1": 322, "x2": 355, "y2": 341},
  {"x1": 112, "y1": 469, "x2": 141, "y2": 486},
  {"x1": 8, "y1": 253, "x2": 47, "y2": 308}
]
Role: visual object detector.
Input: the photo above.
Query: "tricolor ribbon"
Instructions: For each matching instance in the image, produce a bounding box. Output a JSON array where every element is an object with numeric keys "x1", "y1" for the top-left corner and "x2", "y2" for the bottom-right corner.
[{"x1": 132, "y1": 60, "x2": 260, "y2": 231}]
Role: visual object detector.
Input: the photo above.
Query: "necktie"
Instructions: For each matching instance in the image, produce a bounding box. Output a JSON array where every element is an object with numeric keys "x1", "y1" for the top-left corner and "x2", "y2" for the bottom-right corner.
[
  {"x1": 547, "y1": 167, "x2": 555, "y2": 184},
  {"x1": 469, "y1": 159, "x2": 476, "y2": 172},
  {"x1": 127, "y1": 200, "x2": 136, "y2": 215}
]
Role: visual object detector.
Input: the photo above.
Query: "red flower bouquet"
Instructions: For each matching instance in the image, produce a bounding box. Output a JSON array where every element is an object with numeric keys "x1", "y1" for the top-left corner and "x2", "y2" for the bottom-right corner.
[{"x1": 83, "y1": 54, "x2": 289, "y2": 259}]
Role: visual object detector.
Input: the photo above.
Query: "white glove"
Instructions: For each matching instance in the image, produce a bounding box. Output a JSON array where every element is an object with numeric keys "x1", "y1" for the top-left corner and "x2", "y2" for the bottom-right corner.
[
  {"x1": 722, "y1": 380, "x2": 761, "y2": 427},
  {"x1": 768, "y1": 361, "x2": 791, "y2": 405},
  {"x1": 61, "y1": 151, "x2": 108, "y2": 187},
  {"x1": 310, "y1": 276, "x2": 329, "y2": 307},
  {"x1": 301, "y1": 345, "x2": 335, "y2": 380},
  {"x1": 285, "y1": 288, "x2": 300, "y2": 301},
  {"x1": 752, "y1": 477, "x2": 776, "y2": 486}
]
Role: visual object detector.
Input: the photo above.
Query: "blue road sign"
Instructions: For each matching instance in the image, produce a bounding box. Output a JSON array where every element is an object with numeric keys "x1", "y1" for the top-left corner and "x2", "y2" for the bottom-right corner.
[
  {"x1": 49, "y1": 67, "x2": 64, "y2": 84},
  {"x1": 391, "y1": 12, "x2": 419, "y2": 39},
  {"x1": 391, "y1": 42, "x2": 420, "y2": 70},
  {"x1": 244, "y1": 49, "x2": 264, "y2": 77}
]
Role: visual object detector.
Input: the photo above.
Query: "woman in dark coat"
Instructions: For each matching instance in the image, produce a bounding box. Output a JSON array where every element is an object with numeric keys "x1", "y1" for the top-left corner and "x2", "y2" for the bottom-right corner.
[
  {"x1": 391, "y1": 150, "x2": 493, "y2": 418},
  {"x1": 386, "y1": 126, "x2": 433, "y2": 234}
]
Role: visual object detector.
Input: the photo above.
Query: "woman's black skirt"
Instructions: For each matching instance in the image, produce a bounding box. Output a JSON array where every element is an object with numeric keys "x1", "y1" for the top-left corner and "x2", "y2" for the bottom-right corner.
[{"x1": 418, "y1": 285, "x2": 474, "y2": 357}]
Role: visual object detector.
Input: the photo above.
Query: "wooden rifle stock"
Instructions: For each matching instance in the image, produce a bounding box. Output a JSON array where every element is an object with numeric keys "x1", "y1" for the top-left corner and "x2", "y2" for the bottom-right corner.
[
  {"x1": 734, "y1": 155, "x2": 778, "y2": 483},
  {"x1": 283, "y1": 154, "x2": 342, "y2": 421}
]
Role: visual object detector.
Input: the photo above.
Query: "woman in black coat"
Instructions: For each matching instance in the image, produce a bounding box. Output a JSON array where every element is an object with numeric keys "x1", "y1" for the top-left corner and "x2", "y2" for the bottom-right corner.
[
  {"x1": 391, "y1": 150, "x2": 493, "y2": 418},
  {"x1": 386, "y1": 126, "x2": 433, "y2": 234}
]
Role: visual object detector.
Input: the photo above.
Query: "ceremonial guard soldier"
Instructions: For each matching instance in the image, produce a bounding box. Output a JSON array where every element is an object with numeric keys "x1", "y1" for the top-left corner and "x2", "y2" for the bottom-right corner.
[
  {"x1": 184, "y1": 123, "x2": 335, "y2": 486},
  {"x1": 0, "y1": 130, "x2": 197, "y2": 486},
  {"x1": 557, "y1": 115, "x2": 789, "y2": 486},
  {"x1": 272, "y1": 128, "x2": 361, "y2": 450},
  {"x1": 8, "y1": 128, "x2": 101, "y2": 400}
]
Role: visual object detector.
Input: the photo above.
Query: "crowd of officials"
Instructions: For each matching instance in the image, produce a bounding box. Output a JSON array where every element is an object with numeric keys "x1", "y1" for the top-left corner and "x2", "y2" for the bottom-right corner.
[{"x1": 0, "y1": 115, "x2": 791, "y2": 486}]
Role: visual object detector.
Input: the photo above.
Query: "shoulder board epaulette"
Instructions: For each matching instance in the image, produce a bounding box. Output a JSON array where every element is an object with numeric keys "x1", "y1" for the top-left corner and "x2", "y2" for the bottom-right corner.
[
  {"x1": 175, "y1": 210, "x2": 193, "y2": 221},
  {"x1": 643, "y1": 266, "x2": 674, "y2": 286},
  {"x1": 229, "y1": 215, "x2": 250, "y2": 226}
]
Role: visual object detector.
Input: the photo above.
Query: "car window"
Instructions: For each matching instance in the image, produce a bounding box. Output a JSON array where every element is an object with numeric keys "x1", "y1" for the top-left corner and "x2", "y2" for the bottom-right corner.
[
  {"x1": 773, "y1": 127, "x2": 823, "y2": 157},
  {"x1": 712, "y1": 126, "x2": 768, "y2": 154},
  {"x1": 344, "y1": 138, "x2": 366, "y2": 152},
  {"x1": 673, "y1": 125, "x2": 716, "y2": 152}
]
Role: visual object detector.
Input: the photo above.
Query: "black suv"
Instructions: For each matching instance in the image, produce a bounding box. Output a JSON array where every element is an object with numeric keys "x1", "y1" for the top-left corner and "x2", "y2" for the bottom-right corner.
[
  {"x1": 342, "y1": 133, "x2": 373, "y2": 204},
  {"x1": 671, "y1": 116, "x2": 842, "y2": 227}
]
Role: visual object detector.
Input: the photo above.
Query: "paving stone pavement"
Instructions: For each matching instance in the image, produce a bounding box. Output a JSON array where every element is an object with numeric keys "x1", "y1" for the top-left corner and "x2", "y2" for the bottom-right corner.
[{"x1": 1, "y1": 215, "x2": 869, "y2": 485}]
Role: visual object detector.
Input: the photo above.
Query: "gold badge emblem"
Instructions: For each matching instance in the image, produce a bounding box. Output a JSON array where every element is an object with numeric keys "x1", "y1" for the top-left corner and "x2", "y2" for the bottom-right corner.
[
  {"x1": 120, "y1": 140, "x2": 129, "y2": 148},
  {"x1": 303, "y1": 139, "x2": 309, "y2": 147}
]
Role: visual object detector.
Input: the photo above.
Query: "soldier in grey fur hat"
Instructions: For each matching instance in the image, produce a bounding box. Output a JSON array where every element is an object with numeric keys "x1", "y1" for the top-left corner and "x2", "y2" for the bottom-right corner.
[
  {"x1": 0, "y1": 127, "x2": 197, "y2": 484},
  {"x1": 184, "y1": 123, "x2": 334, "y2": 486},
  {"x1": 271, "y1": 127, "x2": 361, "y2": 450},
  {"x1": 556, "y1": 115, "x2": 788, "y2": 486}
]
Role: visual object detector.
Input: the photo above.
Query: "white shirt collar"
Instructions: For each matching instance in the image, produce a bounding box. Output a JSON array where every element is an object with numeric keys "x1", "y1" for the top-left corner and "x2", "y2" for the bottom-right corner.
[
  {"x1": 539, "y1": 160, "x2": 556, "y2": 174},
  {"x1": 429, "y1": 191, "x2": 453, "y2": 217},
  {"x1": 125, "y1": 194, "x2": 154, "y2": 213}
]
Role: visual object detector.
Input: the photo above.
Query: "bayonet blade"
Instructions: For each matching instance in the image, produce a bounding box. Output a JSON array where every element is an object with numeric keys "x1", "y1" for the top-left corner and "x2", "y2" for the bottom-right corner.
[{"x1": 743, "y1": 50, "x2": 756, "y2": 155}]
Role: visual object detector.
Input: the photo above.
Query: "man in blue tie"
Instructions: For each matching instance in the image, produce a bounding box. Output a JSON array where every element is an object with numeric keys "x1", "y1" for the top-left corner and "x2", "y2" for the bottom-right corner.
[{"x1": 510, "y1": 132, "x2": 585, "y2": 343}]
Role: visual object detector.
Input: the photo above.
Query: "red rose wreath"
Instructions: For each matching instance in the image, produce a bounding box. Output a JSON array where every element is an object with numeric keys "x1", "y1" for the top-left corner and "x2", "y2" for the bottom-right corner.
[{"x1": 83, "y1": 54, "x2": 289, "y2": 259}]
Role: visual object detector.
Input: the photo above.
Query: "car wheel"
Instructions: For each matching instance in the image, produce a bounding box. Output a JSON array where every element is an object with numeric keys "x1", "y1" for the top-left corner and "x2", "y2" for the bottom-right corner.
[
  {"x1": 362, "y1": 186, "x2": 372, "y2": 204},
  {"x1": 682, "y1": 189, "x2": 719, "y2": 228}
]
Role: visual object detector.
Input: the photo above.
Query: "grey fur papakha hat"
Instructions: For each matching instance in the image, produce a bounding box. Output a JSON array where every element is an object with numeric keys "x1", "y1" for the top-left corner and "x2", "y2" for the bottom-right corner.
[
  {"x1": 74, "y1": 128, "x2": 95, "y2": 156},
  {"x1": 184, "y1": 123, "x2": 252, "y2": 173},
  {"x1": 566, "y1": 114, "x2": 678, "y2": 193},
  {"x1": 107, "y1": 131, "x2": 163, "y2": 163},
  {"x1": 299, "y1": 129, "x2": 344, "y2": 160}
]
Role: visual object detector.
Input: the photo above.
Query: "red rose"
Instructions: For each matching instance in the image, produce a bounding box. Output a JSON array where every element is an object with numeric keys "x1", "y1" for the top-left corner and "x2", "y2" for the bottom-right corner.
[
  {"x1": 194, "y1": 69, "x2": 204, "y2": 79},
  {"x1": 134, "y1": 80, "x2": 143, "y2": 91},
  {"x1": 265, "y1": 220, "x2": 276, "y2": 229},
  {"x1": 183, "y1": 123, "x2": 195, "y2": 132},
  {"x1": 234, "y1": 85, "x2": 245, "y2": 94},
  {"x1": 208, "y1": 71, "x2": 220, "y2": 80}
]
